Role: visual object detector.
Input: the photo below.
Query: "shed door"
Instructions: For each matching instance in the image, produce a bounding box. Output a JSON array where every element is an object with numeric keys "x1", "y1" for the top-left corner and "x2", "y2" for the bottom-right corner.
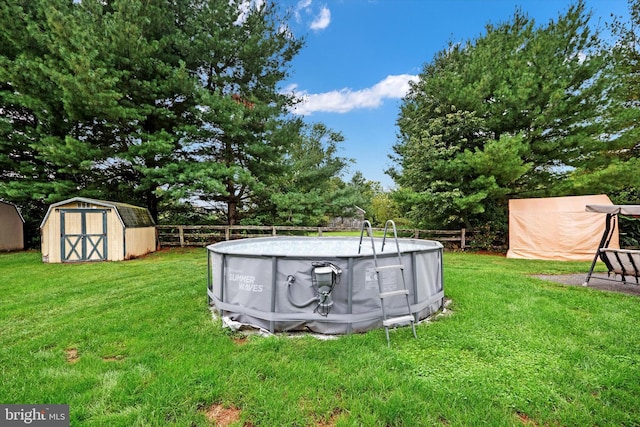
[{"x1": 60, "y1": 209, "x2": 108, "y2": 262}]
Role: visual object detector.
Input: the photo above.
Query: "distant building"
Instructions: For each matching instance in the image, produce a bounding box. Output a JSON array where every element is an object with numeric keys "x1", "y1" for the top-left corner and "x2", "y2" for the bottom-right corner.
[
  {"x1": 0, "y1": 201, "x2": 25, "y2": 251},
  {"x1": 329, "y1": 206, "x2": 366, "y2": 228}
]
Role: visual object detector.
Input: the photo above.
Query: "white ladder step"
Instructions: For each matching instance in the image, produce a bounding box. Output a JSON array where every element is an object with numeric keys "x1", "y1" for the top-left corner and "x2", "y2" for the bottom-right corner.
[
  {"x1": 379, "y1": 289, "x2": 409, "y2": 298},
  {"x1": 383, "y1": 315, "x2": 415, "y2": 327},
  {"x1": 375, "y1": 264, "x2": 404, "y2": 272}
]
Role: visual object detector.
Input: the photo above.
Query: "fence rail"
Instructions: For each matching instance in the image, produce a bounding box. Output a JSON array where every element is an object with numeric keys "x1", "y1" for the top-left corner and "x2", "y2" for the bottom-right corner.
[{"x1": 157, "y1": 225, "x2": 467, "y2": 250}]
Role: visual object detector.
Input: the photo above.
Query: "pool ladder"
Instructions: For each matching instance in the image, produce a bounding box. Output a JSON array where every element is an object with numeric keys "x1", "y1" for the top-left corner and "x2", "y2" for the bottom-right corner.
[{"x1": 359, "y1": 220, "x2": 417, "y2": 345}]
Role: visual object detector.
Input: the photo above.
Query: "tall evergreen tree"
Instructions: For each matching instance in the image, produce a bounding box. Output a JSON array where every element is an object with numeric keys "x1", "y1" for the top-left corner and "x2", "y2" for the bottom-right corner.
[
  {"x1": 0, "y1": 0, "x2": 304, "y2": 226},
  {"x1": 174, "y1": 0, "x2": 303, "y2": 225},
  {"x1": 390, "y1": 1, "x2": 611, "y2": 230},
  {"x1": 564, "y1": 0, "x2": 640, "y2": 197},
  {"x1": 0, "y1": 0, "x2": 201, "y2": 220}
]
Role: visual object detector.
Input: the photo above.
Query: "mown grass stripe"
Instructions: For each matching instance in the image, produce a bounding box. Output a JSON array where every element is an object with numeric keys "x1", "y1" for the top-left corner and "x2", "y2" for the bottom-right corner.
[{"x1": 0, "y1": 249, "x2": 638, "y2": 425}]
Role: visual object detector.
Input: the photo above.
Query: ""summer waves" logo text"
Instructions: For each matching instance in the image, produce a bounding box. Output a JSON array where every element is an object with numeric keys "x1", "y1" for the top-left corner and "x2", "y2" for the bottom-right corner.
[{"x1": 228, "y1": 272, "x2": 263, "y2": 292}]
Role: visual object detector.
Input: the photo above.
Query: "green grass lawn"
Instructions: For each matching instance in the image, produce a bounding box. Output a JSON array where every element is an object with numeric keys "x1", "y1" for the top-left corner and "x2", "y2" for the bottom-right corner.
[{"x1": 1, "y1": 249, "x2": 639, "y2": 426}]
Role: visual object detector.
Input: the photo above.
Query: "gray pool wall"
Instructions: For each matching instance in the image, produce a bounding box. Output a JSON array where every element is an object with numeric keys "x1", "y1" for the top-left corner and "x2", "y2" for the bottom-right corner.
[{"x1": 207, "y1": 236, "x2": 444, "y2": 334}]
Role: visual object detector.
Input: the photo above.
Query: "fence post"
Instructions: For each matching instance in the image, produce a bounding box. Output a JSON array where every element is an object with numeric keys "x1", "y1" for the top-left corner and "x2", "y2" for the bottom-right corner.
[
  {"x1": 178, "y1": 226, "x2": 185, "y2": 247},
  {"x1": 461, "y1": 228, "x2": 466, "y2": 251},
  {"x1": 272, "y1": 226, "x2": 276, "y2": 236},
  {"x1": 318, "y1": 227, "x2": 322, "y2": 236},
  {"x1": 414, "y1": 229, "x2": 419, "y2": 238},
  {"x1": 225, "y1": 227, "x2": 230, "y2": 241}
]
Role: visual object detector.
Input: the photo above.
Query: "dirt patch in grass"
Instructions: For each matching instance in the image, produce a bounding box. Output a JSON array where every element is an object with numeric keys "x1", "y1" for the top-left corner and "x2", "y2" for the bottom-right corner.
[
  {"x1": 437, "y1": 415, "x2": 450, "y2": 425},
  {"x1": 515, "y1": 411, "x2": 542, "y2": 426},
  {"x1": 65, "y1": 348, "x2": 79, "y2": 364},
  {"x1": 316, "y1": 408, "x2": 344, "y2": 427},
  {"x1": 233, "y1": 336, "x2": 249, "y2": 345},
  {"x1": 102, "y1": 355, "x2": 125, "y2": 362},
  {"x1": 203, "y1": 403, "x2": 243, "y2": 426}
]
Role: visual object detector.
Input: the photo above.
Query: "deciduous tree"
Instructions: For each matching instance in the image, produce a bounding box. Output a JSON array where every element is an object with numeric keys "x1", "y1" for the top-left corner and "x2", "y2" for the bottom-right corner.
[{"x1": 251, "y1": 122, "x2": 355, "y2": 226}]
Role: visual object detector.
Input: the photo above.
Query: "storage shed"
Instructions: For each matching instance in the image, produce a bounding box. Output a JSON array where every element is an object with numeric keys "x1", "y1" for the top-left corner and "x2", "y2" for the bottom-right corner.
[
  {"x1": 40, "y1": 197, "x2": 156, "y2": 263},
  {"x1": 0, "y1": 201, "x2": 25, "y2": 251},
  {"x1": 507, "y1": 194, "x2": 619, "y2": 261}
]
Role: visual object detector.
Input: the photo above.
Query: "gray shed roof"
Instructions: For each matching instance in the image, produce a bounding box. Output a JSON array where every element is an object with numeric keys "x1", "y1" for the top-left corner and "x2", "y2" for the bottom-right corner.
[{"x1": 41, "y1": 197, "x2": 155, "y2": 228}]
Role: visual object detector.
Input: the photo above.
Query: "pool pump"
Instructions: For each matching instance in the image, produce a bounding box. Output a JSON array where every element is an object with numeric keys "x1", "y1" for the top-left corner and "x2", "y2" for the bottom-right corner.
[
  {"x1": 286, "y1": 261, "x2": 342, "y2": 317},
  {"x1": 312, "y1": 263, "x2": 342, "y2": 316}
]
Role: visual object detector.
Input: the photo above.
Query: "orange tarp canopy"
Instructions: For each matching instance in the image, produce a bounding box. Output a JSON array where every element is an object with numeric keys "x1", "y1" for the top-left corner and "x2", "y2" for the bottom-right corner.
[{"x1": 507, "y1": 195, "x2": 619, "y2": 261}]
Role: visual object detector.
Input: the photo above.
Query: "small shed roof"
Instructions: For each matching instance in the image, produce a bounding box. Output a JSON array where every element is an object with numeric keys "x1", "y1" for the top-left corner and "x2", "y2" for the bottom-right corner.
[{"x1": 41, "y1": 197, "x2": 155, "y2": 228}]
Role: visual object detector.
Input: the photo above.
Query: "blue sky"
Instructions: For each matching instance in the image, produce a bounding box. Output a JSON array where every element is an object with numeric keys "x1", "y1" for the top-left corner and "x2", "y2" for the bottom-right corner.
[{"x1": 278, "y1": 0, "x2": 631, "y2": 190}]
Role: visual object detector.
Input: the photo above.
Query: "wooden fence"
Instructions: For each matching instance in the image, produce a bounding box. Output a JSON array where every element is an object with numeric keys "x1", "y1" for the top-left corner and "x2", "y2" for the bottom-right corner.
[{"x1": 157, "y1": 225, "x2": 467, "y2": 250}]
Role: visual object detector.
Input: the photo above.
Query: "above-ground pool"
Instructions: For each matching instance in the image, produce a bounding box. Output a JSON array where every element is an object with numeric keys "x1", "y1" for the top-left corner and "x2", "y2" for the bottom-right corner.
[{"x1": 207, "y1": 236, "x2": 444, "y2": 334}]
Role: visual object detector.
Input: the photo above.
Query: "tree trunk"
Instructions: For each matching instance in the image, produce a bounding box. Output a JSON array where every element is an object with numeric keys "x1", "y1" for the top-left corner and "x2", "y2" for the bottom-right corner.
[
  {"x1": 228, "y1": 199, "x2": 238, "y2": 225},
  {"x1": 226, "y1": 179, "x2": 238, "y2": 225},
  {"x1": 147, "y1": 190, "x2": 159, "y2": 223}
]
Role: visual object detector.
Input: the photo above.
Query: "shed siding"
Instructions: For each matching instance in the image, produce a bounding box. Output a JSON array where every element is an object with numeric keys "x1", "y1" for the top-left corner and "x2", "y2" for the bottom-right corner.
[
  {"x1": 0, "y1": 202, "x2": 24, "y2": 251},
  {"x1": 41, "y1": 215, "x2": 52, "y2": 262},
  {"x1": 41, "y1": 199, "x2": 156, "y2": 263},
  {"x1": 41, "y1": 207, "x2": 59, "y2": 263},
  {"x1": 42, "y1": 202, "x2": 125, "y2": 263},
  {"x1": 106, "y1": 208, "x2": 125, "y2": 261},
  {"x1": 124, "y1": 227, "x2": 156, "y2": 259}
]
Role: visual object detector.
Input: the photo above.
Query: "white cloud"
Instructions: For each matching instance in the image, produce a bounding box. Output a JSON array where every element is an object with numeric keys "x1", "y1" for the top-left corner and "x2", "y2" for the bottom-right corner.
[
  {"x1": 295, "y1": 0, "x2": 313, "y2": 22},
  {"x1": 295, "y1": 1, "x2": 331, "y2": 31},
  {"x1": 288, "y1": 74, "x2": 419, "y2": 116},
  {"x1": 310, "y1": 6, "x2": 331, "y2": 31}
]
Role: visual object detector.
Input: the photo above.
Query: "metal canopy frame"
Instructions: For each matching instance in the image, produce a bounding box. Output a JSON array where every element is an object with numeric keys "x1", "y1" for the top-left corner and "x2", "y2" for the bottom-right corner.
[{"x1": 583, "y1": 205, "x2": 640, "y2": 286}]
